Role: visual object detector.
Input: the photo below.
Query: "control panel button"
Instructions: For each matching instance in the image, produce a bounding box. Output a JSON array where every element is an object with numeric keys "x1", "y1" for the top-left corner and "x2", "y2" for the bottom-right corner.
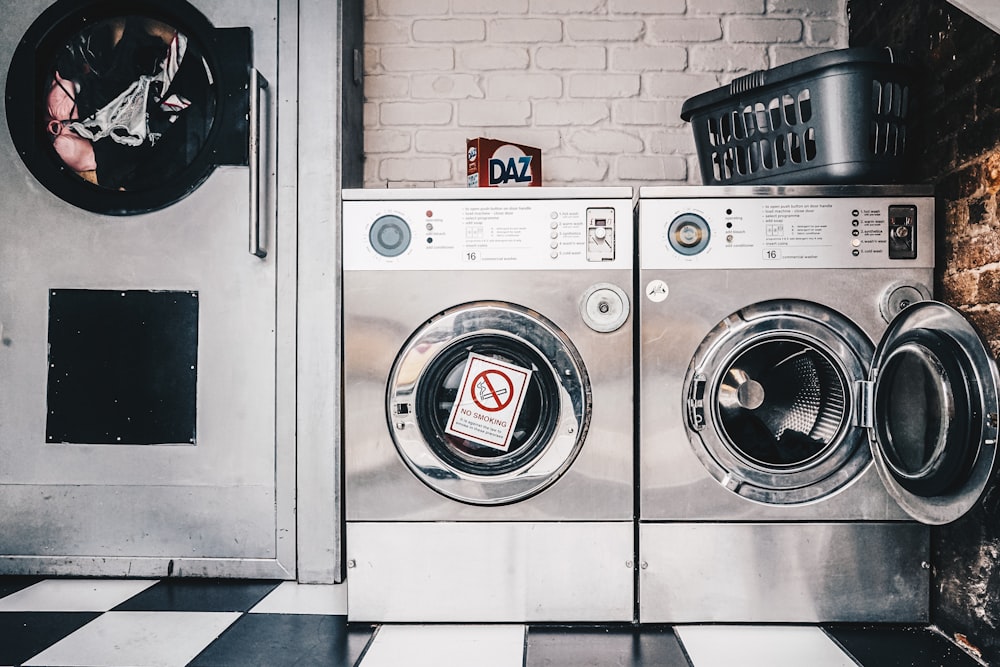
[
  {"x1": 586, "y1": 208, "x2": 616, "y2": 261},
  {"x1": 369, "y1": 214, "x2": 412, "y2": 257}
]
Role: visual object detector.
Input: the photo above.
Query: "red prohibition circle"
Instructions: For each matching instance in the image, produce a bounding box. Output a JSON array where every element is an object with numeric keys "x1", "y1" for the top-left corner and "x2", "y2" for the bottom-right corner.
[{"x1": 470, "y1": 369, "x2": 514, "y2": 412}]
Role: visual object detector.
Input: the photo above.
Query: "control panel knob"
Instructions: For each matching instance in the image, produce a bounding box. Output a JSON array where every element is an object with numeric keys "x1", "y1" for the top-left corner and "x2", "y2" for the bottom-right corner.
[
  {"x1": 369, "y1": 214, "x2": 412, "y2": 257},
  {"x1": 879, "y1": 282, "x2": 931, "y2": 323},
  {"x1": 667, "y1": 213, "x2": 711, "y2": 255}
]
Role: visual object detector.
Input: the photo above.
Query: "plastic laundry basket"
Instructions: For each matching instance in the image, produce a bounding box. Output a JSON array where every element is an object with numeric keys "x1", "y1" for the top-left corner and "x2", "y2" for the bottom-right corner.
[{"x1": 681, "y1": 47, "x2": 916, "y2": 185}]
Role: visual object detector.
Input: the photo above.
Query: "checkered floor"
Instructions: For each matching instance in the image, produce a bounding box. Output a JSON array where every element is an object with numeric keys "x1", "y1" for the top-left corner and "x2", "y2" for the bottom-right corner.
[{"x1": 0, "y1": 577, "x2": 983, "y2": 666}]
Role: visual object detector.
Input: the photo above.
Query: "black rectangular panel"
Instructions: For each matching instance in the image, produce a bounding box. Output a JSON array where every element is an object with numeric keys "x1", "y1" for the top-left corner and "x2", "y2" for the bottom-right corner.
[{"x1": 46, "y1": 289, "x2": 198, "y2": 445}]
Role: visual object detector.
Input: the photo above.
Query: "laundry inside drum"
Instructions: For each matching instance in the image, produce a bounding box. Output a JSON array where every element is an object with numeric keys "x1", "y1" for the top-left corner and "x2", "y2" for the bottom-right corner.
[
  {"x1": 44, "y1": 16, "x2": 215, "y2": 190},
  {"x1": 716, "y1": 338, "x2": 848, "y2": 467}
]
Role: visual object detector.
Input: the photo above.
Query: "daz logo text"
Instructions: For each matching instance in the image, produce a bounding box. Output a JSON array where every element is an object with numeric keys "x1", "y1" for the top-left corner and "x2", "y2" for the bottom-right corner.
[{"x1": 488, "y1": 144, "x2": 534, "y2": 186}]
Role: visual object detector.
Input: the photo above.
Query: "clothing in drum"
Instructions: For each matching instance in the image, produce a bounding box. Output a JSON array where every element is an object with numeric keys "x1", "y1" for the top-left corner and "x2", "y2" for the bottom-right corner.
[{"x1": 387, "y1": 302, "x2": 591, "y2": 506}]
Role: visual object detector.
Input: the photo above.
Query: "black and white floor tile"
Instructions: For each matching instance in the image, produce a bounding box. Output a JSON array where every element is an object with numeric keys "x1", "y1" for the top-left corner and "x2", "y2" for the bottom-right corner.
[{"x1": 0, "y1": 577, "x2": 984, "y2": 666}]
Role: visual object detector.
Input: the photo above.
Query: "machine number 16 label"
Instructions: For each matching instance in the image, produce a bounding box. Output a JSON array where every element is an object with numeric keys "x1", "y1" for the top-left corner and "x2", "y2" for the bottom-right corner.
[{"x1": 445, "y1": 353, "x2": 532, "y2": 451}]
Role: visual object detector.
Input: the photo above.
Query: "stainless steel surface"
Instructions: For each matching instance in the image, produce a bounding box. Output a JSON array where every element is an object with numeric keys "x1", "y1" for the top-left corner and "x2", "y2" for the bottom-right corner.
[
  {"x1": 347, "y1": 522, "x2": 634, "y2": 622},
  {"x1": 637, "y1": 186, "x2": 951, "y2": 624},
  {"x1": 639, "y1": 522, "x2": 930, "y2": 623},
  {"x1": 0, "y1": 0, "x2": 298, "y2": 578},
  {"x1": 248, "y1": 68, "x2": 268, "y2": 258},
  {"x1": 343, "y1": 189, "x2": 634, "y2": 620}
]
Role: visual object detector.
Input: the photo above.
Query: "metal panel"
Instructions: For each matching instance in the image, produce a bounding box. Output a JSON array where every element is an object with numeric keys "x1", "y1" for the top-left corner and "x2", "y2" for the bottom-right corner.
[
  {"x1": 0, "y1": 0, "x2": 294, "y2": 578},
  {"x1": 639, "y1": 522, "x2": 929, "y2": 623},
  {"x1": 347, "y1": 522, "x2": 634, "y2": 622}
]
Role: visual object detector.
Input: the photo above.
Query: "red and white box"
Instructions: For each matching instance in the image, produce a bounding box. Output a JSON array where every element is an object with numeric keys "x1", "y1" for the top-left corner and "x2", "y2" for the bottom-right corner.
[{"x1": 467, "y1": 137, "x2": 542, "y2": 188}]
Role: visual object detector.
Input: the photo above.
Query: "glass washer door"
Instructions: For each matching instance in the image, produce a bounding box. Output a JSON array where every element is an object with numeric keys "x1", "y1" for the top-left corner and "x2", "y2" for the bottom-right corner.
[
  {"x1": 868, "y1": 300, "x2": 999, "y2": 525},
  {"x1": 387, "y1": 302, "x2": 591, "y2": 505}
]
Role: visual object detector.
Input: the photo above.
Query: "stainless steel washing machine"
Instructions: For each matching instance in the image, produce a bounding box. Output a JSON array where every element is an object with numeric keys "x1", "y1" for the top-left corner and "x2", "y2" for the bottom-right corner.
[
  {"x1": 343, "y1": 187, "x2": 635, "y2": 622},
  {"x1": 637, "y1": 185, "x2": 998, "y2": 623}
]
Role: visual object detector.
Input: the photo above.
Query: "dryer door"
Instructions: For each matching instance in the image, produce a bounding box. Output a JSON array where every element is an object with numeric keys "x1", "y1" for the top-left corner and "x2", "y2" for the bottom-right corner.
[
  {"x1": 387, "y1": 302, "x2": 591, "y2": 505},
  {"x1": 867, "y1": 300, "x2": 999, "y2": 525}
]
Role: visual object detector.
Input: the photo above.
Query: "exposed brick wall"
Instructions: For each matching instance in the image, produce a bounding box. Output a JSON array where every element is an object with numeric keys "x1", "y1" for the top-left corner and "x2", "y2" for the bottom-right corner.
[
  {"x1": 362, "y1": 0, "x2": 847, "y2": 187},
  {"x1": 850, "y1": 1, "x2": 1000, "y2": 664}
]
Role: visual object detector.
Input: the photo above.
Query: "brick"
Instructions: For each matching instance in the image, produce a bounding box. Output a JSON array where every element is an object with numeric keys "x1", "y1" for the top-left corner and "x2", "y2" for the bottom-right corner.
[
  {"x1": 728, "y1": 18, "x2": 803, "y2": 43},
  {"x1": 569, "y1": 129, "x2": 644, "y2": 154},
  {"x1": 534, "y1": 101, "x2": 611, "y2": 126},
  {"x1": 457, "y1": 100, "x2": 532, "y2": 126},
  {"x1": 543, "y1": 156, "x2": 610, "y2": 182},
  {"x1": 645, "y1": 72, "x2": 723, "y2": 98},
  {"x1": 363, "y1": 101, "x2": 378, "y2": 129},
  {"x1": 379, "y1": 157, "x2": 453, "y2": 182},
  {"x1": 487, "y1": 73, "x2": 563, "y2": 99},
  {"x1": 366, "y1": 20, "x2": 410, "y2": 44},
  {"x1": 612, "y1": 45, "x2": 687, "y2": 72},
  {"x1": 535, "y1": 45, "x2": 606, "y2": 70},
  {"x1": 380, "y1": 47, "x2": 454, "y2": 72},
  {"x1": 363, "y1": 46, "x2": 380, "y2": 73},
  {"x1": 613, "y1": 100, "x2": 674, "y2": 125},
  {"x1": 530, "y1": 0, "x2": 606, "y2": 14},
  {"x1": 641, "y1": 97, "x2": 686, "y2": 127},
  {"x1": 365, "y1": 129, "x2": 412, "y2": 153},
  {"x1": 365, "y1": 74, "x2": 410, "y2": 99},
  {"x1": 608, "y1": 0, "x2": 685, "y2": 13},
  {"x1": 616, "y1": 155, "x2": 688, "y2": 181},
  {"x1": 767, "y1": 0, "x2": 845, "y2": 16},
  {"x1": 566, "y1": 19, "x2": 645, "y2": 42},
  {"x1": 978, "y1": 269, "x2": 1000, "y2": 303},
  {"x1": 454, "y1": 0, "x2": 529, "y2": 13},
  {"x1": 807, "y1": 20, "x2": 845, "y2": 46},
  {"x1": 415, "y1": 129, "x2": 476, "y2": 154},
  {"x1": 458, "y1": 46, "x2": 530, "y2": 70},
  {"x1": 411, "y1": 74, "x2": 484, "y2": 99},
  {"x1": 649, "y1": 18, "x2": 723, "y2": 43},
  {"x1": 413, "y1": 20, "x2": 486, "y2": 43},
  {"x1": 470, "y1": 129, "x2": 562, "y2": 150},
  {"x1": 568, "y1": 74, "x2": 641, "y2": 98},
  {"x1": 379, "y1": 101, "x2": 453, "y2": 125},
  {"x1": 770, "y1": 46, "x2": 835, "y2": 66},
  {"x1": 689, "y1": 45, "x2": 768, "y2": 72},
  {"x1": 939, "y1": 270, "x2": 980, "y2": 304},
  {"x1": 689, "y1": 0, "x2": 764, "y2": 15},
  {"x1": 489, "y1": 18, "x2": 563, "y2": 43},
  {"x1": 377, "y1": 0, "x2": 448, "y2": 16},
  {"x1": 648, "y1": 129, "x2": 698, "y2": 154}
]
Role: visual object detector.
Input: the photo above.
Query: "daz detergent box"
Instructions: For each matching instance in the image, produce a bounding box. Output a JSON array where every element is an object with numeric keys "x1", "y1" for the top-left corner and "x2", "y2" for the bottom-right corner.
[{"x1": 467, "y1": 137, "x2": 542, "y2": 187}]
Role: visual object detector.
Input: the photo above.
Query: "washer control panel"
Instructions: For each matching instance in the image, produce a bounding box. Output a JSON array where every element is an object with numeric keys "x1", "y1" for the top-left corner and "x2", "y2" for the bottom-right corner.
[
  {"x1": 344, "y1": 196, "x2": 633, "y2": 270},
  {"x1": 639, "y1": 195, "x2": 934, "y2": 270}
]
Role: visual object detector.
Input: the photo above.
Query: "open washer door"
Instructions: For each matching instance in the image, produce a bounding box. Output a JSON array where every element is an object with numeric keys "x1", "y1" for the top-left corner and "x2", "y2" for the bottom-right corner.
[
  {"x1": 866, "y1": 300, "x2": 999, "y2": 525},
  {"x1": 386, "y1": 302, "x2": 591, "y2": 506}
]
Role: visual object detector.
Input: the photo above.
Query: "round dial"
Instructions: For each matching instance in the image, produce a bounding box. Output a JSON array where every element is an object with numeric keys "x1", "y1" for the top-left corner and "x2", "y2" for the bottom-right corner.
[
  {"x1": 369, "y1": 214, "x2": 412, "y2": 257},
  {"x1": 667, "y1": 213, "x2": 711, "y2": 255}
]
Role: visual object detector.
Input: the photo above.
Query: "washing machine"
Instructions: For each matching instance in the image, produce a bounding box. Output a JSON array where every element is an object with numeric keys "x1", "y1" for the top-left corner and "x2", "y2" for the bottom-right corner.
[
  {"x1": 637, "y1": 185, "x2": 998, "y2": 623},
  {"x1": 343, "y1": 187, "x2": 635, "y2": 622}
]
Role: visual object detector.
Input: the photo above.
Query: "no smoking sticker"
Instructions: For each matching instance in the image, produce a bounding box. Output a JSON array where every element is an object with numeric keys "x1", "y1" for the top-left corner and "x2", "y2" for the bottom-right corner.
[{"x1": 445, "y1": 353, "x2": 532, "y2": 452}]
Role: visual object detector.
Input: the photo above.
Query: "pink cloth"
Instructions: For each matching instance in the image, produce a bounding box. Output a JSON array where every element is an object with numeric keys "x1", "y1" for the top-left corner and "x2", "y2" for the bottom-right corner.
[{"x1": 46, "y1": 71, "x2": 97, "y2": 173}]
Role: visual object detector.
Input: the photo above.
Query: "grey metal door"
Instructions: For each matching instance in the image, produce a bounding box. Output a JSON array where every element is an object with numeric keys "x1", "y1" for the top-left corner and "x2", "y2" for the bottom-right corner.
[{"x1": 0, "y1": 0, "x2": 291, "y2": 578}]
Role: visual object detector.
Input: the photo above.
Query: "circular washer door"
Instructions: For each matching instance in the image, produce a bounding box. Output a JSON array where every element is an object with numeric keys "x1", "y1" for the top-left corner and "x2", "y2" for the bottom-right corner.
[
  {"x1": 869, "y1": 300, "x2": 999, "y2": 525},
  {"x1": 387, "y1": 302, "x2": 591, "y2": 505},
  {"x1": 686, "y1": 299, "x2": 873, "y2": 505},
  {"x1": 5, "y1": 0, "x2": 252, "y2": 215}
]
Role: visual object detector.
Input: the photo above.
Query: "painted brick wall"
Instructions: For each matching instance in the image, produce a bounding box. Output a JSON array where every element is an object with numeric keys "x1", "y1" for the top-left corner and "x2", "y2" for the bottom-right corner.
[
  {"x1": 362, "y1": 0, "x2": 848, "y2": 188},
  {"x1": 849, "y1": 1, "x2": 1000, "y2": 664}
]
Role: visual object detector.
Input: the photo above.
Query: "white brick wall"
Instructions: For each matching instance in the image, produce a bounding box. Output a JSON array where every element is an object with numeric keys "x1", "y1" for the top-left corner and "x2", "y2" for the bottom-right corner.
[{"x1": 362, "y1": 0, "x2": 848, "y2": 187}]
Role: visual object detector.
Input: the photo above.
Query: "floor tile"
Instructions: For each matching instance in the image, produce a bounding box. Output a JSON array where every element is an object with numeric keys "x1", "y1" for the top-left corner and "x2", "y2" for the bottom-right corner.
[
  {"x1": 23, "y1": 611, "x2": 241, "y2": 667},
  {"x1": 0, "y1": 579, "x2": 157, "y2": 612},
  {"x1": 111, "y1": 578, "x2": 281, "y2": 612},
  {"x1": 0, "y1": 612, "x2": 101, "y2": 666},
  {"x1": 248, "y1": 580, "x2": 348, "y2": 615},
  {"x1": 525, "y1": 624, "x2": 692, "y2": 667},
  {"x1": 824, "y1": 624, "x2": 985, "y2": 666},
  {"x1": 675, "y1": 625, "x2": 857, "y2": 667},
  {"x1": 360, "y1": 624, "x2": 526, "y2": 667},
  {"x1": 0, "y1": 575, "x2": 44, "y2": 599},
  {"x1": 189, "y1": 613, "x2": 372, "y2": 666}
]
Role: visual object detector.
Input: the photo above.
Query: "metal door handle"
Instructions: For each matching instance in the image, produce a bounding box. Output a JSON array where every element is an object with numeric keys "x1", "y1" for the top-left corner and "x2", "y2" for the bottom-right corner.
[{"x1": 249, "y1": 69, "x2": 269, "y2": 258}]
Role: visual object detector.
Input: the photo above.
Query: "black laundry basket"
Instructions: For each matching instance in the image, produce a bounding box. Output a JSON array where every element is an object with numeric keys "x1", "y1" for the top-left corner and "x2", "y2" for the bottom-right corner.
[{"x1": 681, "y1": 47, "x2": 916, "y2": 185}]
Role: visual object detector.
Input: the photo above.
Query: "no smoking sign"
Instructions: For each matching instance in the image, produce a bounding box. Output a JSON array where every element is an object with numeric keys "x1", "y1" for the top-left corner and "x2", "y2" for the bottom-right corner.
[{"x1": 445, "y1": 353, "x2": 532, "y2": 451}]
